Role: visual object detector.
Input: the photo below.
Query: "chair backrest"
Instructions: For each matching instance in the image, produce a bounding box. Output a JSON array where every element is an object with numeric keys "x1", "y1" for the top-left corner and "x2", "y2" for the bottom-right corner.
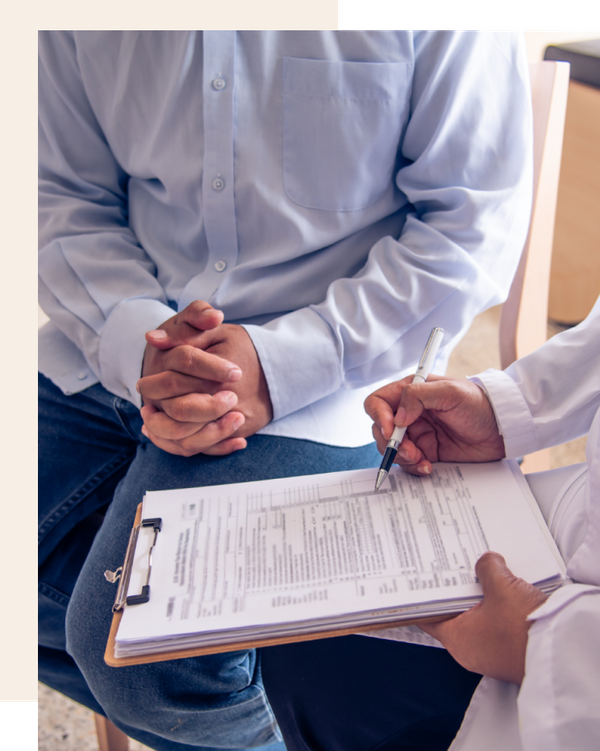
[
  {"x1": 499, "y1": 60, "x2": 569, "y2": 474},
  {"x1": 499, "y1": 61, "x2": 570, "y2": 370}
]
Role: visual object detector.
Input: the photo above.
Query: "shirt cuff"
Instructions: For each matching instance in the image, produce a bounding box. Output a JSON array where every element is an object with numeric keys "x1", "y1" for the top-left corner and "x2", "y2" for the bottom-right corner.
[
  {"x1": 469, "y1": 369, "x2": 538, "y2": 459},
  {"x1": 98, "y1": 298, "x2": 176, "y2": 407},
  {"x1": 242, "y1": 308, "x2": 342, "y2": 422}
]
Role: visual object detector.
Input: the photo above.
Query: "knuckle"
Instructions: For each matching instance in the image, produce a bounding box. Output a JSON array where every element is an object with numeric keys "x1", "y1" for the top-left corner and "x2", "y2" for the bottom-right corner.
[
  {"x1": 174, "y1": 345, "x2": 197, "y2": 372},
  {"x1": 159, "y1": 370, "x2": 179, "y2": 393},
  {"x1": 173, "y1": 423, "x2": 193, "y2": 440}
]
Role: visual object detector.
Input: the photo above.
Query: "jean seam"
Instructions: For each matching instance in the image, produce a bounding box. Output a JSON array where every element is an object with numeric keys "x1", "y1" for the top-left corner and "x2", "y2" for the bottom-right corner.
[
  {"x1": 39, "y1": 581, "x2": 70, "y2": 608},
  {"x1": 114, "y1": 397, "x2": 142, "y2": 441},
  {"x1": 38, "y1": 450, "x2": 135, "y2": 541}
]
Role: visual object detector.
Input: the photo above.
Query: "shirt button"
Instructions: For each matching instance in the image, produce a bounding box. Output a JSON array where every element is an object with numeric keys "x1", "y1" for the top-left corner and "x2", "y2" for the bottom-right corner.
[
  {"x1": 214, "y1": 260, "x2": 227, "y2": 272},
  {"x1": 77, "y1": 372, "x2": 88, "y2": 381},
  {"x1": 211, "y1": 76, "x2": 226, "y2": 91},
  {"x1": 212, "y1": 176, "x2": 225, "y2": 191}
]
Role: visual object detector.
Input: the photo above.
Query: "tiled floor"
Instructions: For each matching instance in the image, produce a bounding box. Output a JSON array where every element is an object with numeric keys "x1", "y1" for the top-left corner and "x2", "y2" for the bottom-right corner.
[{"x1": 38, "y1": 306, "x2": 587, "y2": 750}]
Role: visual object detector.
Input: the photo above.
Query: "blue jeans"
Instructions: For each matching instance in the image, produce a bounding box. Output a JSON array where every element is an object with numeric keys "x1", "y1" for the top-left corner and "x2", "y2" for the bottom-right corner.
[{"x1": 38, "y1": 374, "x2": 382, "y2": 750}]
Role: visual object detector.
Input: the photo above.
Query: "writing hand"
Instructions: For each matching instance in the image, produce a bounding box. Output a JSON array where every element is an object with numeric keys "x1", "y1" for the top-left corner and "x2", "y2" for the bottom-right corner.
[
  {"x1": 419, "y1": 552, "x2": 548, "y2": 684},
  {"x1": 365, "y1": 375, "x2": 505, "y2": 475},
  {"x1": 138, "y1": 301, "x2": 272, "y2": 456}
]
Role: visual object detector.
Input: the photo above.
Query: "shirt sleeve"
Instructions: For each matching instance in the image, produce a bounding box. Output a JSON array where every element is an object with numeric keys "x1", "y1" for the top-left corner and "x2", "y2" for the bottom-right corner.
[
  {"x1": 245, "y1": 31, "x2": 534, "y2": 421},
  {"x1": 39, "y1": 31, "x2": 533, "y2": 417},
  {"x1": 38, "y1": 31, "x2": 174, "y2": 405},
  {"x1": 472, "y1": 296, "x2": 600, "y2": 458}
]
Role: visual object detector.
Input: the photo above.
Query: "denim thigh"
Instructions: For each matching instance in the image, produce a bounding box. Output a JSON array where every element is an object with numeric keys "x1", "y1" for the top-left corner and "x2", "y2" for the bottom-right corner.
[
  {"x1": 65, "y1": 420, "x2": 381, "y2": 749},
  {"x1": 38, "y1": 373, "x2": 141, "y2": 566},
  {"x1": 39, "y1": 374, "x2": 144, "y2": 710}
]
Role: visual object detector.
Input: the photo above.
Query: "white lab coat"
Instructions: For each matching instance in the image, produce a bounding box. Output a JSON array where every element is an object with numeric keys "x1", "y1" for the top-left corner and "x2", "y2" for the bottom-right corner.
[{"x1": 374, "y1": 296, "x2": 600, "y2": 750}]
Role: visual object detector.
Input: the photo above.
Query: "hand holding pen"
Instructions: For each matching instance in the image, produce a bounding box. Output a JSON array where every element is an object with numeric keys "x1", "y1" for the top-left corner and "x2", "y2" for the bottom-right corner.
[{"x1": 373, "y1": 327, "x2": 444, "y2": 491}]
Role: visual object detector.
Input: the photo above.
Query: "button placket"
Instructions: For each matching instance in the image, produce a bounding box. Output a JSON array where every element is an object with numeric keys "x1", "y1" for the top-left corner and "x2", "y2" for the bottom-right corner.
[{"x1": 202, "y1": 31, "x2": 239, "y2": 289}]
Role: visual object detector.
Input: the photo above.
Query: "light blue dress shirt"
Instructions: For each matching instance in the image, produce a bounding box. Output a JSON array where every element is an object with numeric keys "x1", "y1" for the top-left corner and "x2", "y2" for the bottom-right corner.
[{"x1": 38, "y1": 31, "x2": 533, "y2": 447}]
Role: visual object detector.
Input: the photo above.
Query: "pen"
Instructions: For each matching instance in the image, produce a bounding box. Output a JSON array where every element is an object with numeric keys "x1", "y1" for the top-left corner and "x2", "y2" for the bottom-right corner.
[{"x1": 374, "y1": 327, "x2": 444, "y2": 491}]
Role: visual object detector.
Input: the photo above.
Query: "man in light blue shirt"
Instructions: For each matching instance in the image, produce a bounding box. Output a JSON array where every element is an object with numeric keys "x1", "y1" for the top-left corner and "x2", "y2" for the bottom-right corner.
[{"x1": 38, "y1": 31, "x2": 533, "y2": 751}]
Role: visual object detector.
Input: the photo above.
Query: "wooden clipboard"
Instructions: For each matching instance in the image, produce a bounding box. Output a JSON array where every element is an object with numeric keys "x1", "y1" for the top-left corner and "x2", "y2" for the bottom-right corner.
[{"x1": 104, "y1": 506, "x2": 451, "y2": 668}]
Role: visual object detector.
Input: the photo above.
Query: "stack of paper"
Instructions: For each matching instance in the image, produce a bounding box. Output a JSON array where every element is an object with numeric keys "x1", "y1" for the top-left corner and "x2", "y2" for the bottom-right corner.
[{"x1": 110, "y1": 461, "x2": 566, "y2": 661}]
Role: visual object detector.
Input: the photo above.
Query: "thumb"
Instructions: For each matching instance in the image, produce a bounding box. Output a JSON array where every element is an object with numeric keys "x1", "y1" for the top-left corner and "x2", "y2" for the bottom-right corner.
[
  {"x1": 145, "y1": 328, "x2": 173, "y2": 350},
  {"x1": 475, "y1": 551, "x2": 514, "y2": 599},
  {"x1": 475, "y1": 551, "x2": 547, "y2": 615}
]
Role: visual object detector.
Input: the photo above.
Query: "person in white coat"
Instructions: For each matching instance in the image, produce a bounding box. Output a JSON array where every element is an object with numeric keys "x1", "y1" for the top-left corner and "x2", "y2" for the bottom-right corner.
[{"x1": 260, "y1": 295, "x2": 600, "y2": 751}]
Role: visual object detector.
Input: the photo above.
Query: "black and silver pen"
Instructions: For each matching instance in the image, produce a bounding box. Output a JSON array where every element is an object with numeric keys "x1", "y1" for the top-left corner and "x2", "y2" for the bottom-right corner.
[{"x1": 374, "y1": 327, "x2": 444, "y2": 491}]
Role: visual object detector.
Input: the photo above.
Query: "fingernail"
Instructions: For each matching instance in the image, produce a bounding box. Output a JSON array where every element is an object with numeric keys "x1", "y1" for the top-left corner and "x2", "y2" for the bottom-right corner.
[
  {"x1": 395, "y1": 407, "x2": 407, "y2": 426},
  {"x1": 232, "y1": 415, "x2": 245, "y2": 431},
  {"x1": 221, "y1": 391, "x2": 237, "y2": 408},
  {"x1": 228, "y1": 367, "x2": 243, "y2": 382},
  {"x1": 148, "y1": 329, "x2": 168, "y2": 339},
  {"x1": 417, "y1": 465, "x2": 431, "y2": 475},
  {"x1": 135, "y1": 381, "x2": 141, "y2": 393},
  {"x1": 398, "y1": 449, "x2": 410, "y2": 461},
  {"x1": 141, "y1": 425, "x2": 149, "y2": 437},
  {"x1": 202, "y1": 308, "x2": 216, "y2": 316}
]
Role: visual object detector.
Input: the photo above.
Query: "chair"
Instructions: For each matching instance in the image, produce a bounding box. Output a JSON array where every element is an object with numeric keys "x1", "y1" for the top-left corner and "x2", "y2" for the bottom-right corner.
[
  {"x1": 545, "y1": 40, "x2": 600, "y2": 325},
  {"x1": 94, "y1": 714, "x2": 130, "y2": 751},
  {"x1": 499, "y1": 60, "x2": 570, "y2": 473}
]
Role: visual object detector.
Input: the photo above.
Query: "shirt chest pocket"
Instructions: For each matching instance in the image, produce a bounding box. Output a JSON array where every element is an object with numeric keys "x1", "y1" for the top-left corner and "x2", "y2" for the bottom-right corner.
[{"x1": 282, "y1": 57, "x2": 412, "y2": 212}]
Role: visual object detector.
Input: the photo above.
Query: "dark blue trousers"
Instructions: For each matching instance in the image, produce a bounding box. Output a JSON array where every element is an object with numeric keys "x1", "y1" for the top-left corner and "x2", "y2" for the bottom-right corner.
[{"x1": 262, "y1": 635, "x2": 481, "y2": 751}]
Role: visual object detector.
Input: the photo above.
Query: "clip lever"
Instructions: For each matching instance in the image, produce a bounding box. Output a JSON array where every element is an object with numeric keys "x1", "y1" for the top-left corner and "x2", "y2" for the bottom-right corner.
[{"x1": 110, "y1": 517, "x2": 163, "y2": 612}]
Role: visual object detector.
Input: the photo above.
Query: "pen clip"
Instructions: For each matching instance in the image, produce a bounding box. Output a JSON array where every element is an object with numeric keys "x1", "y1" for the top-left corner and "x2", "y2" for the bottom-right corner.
[{"x1": 417, "y1": 327, "x2": 444, "y2": 371}]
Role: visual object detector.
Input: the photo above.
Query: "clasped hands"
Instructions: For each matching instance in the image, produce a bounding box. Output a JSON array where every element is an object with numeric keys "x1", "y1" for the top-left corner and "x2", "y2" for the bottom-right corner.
[
  {"x1": 137, "y1": 300, "x2": 272, "y2": 457},
  {"x1": 365, "y1": 375, "x2": 548, "y2": 684}
]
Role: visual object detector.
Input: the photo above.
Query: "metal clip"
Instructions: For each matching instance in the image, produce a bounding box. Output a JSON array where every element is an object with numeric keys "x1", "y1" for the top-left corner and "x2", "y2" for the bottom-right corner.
[
  {"x1": 111, "y1": 517, "x2": 163, "y2": 612},
  {"x1": 104, "y1": 567, "x2": 122, "y2": 584}
]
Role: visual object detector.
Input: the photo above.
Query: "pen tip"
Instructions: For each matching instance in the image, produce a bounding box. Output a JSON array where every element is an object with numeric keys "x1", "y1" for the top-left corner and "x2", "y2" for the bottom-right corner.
[{"x1": 374, "y1": 470, "x2": 387, "y2": 492}]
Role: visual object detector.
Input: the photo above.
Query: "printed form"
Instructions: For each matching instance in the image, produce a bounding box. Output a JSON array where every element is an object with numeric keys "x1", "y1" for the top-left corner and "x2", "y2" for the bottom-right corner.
[{"x1": 116, "y1": 462, "x2": 565, "y2": 655}]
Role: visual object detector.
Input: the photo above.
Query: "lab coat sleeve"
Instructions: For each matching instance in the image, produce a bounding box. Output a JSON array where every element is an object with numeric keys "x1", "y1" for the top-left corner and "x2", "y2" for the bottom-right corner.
[
  {"x1": 472, "y1": 296, "x2": 600, "y2": 459},
  {"x1": 518, "y1": 586, "x2": 600, "y2": 751}
]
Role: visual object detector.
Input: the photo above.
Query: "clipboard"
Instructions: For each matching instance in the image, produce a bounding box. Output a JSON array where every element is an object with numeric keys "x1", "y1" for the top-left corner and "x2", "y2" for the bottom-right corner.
[{"x1": 104, "y1": 504, "x2": 448, "y2": 668}]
